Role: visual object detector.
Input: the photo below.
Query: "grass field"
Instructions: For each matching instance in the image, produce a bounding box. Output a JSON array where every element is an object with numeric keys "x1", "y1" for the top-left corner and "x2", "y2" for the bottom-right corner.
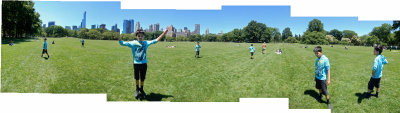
[{"x1": 2, "y1": 37, "x2": 399, "y2": 112}]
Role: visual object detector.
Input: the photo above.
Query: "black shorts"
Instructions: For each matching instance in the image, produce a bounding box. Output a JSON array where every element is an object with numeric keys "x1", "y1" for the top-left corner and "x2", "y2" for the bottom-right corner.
[
  {"x1": 368, "y1": 77, "x2": 381, "y2": 90},
  {"x1": 42, "y1": 49, "x2": 48, "y2": 54},
  {"x1": 315, "y1": 78, "x2": 328, "y2": 96},
  {"x1": 134, "y1": 63, "x2": 147, "y2": 81},
  {"x1": 82, "y1": 43, "x2": 84, "y2": 46},
  {"x1": 251, "y1": 52, "x2": 254, "y2": 56},
  {"x1": 196, "y1": 51, "x2": 200, "y2": 55}
]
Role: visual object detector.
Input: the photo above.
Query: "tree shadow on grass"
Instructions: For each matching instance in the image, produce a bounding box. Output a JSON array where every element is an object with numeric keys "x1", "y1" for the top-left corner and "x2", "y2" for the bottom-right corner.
[
  {"x1": 2, "y1": 38, "x2": 37, "y2": 44},
  {"x1": 355, "y1": 92, "x2": 368, "y2": 104},
  {"x1": 139, "y1": 93, "x2": 173, "y2": 101},
  {"x1": 304, "y1": 89, "x2": 325, "y2": 103}
]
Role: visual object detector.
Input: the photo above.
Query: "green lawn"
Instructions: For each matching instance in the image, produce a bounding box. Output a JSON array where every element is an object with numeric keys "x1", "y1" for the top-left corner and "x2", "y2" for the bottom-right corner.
[{"x1": 2, "y1": 37, "x2": 399, "y2": 112}]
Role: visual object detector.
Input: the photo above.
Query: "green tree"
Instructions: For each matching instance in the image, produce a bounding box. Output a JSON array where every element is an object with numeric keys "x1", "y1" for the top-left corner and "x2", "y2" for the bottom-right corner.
[
  {"x1": 301, "y1": 31, "x2": 328, "y2": 45},
  {"x1": 370, "y1": 23, "x2": 393, "y2": 45},
  {"x1": 78, "y1": 28, "x2": 89, "y2": 39},
  {"x1": 243, "y1": 20, "x2": 270, "y2": 43},
  {"x1": 282, "y1": 27, "x2": 292, "y2": 41},
  {"x1": 45, "y1": 25, "x2": 67, "y2": 37},
  {"x1": 2, "y1": 1, "x2": 42, "y2": 38},
  {"x1": 392, "y1": 21, "x2": 400, "y2": 45},
  {"x1": 284, "y1": 36, "x2": 298, "y2": 43},
  {"x1": 342, "y1": 30, "x2": 358, "y2": 39},
  {"x1": 329, "y1": 29, "x2": 343, "y2": 41},
  {"x1": 87, "y1": 29, "x2": 102, "y2": 39},
  {"x1": 307, "y1": 19, "x2": 324, "y2": 32}
]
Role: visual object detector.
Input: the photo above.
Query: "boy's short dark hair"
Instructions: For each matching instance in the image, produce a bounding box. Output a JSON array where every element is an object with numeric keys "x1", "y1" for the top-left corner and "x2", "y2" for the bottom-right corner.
[
  {"x1": 44, "y1": 38, "x2": 47, "y2": 40},
  {"x1": 314, "y1": 46, "x2": 322, "y2": 52},
  {"x1": 135, "y1": 29, "x2": 145, "y2": 36},
  {"x1": 375, "y1": 45, "x2": 383, "y2": 54},
  {"x1": 251, "y1": 44, "x2": 253, "y2": 46}
]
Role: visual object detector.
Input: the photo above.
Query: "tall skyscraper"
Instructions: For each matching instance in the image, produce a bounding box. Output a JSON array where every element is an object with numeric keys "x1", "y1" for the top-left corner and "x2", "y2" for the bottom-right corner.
[
  {"x1": 154, "y1": 23, "x2": 160, "y2": 32},
  {"x1": 149, "y1": 24, "x2": 153, "y2": 32},
  {"x1": 65, "y1": 26, "x2": 71, "y2": 30},
  {"x1": 205, "y1": 28, "x2": 209, "y2": 35},
  {"x1": 99, "y1": 24, "x2": 106, "y2": 30},
  {"x1": 91, "y1": 25, "x2": 96, "y2": 29},
  {"x1": 193, "y1": 24, "x2": 200, "y2": 35},
  {"x1": 72, "y1": 26, "x2": 78, "y2": 30},
  {"x1": 123, "y1": 19, "x2": 134, "y2": 34},
  {"x1": 80, "y1": 11, "x2": 86, "y2": 29},
  {"x1": 48, "y1": 21, "x2": 55, "y2": 27},
  {"x1": 135, "y1": 21, "x2": 141, "y2": 32},
  {"x1": 111, "y1": 24, "x2": 120, "y2": 33}
]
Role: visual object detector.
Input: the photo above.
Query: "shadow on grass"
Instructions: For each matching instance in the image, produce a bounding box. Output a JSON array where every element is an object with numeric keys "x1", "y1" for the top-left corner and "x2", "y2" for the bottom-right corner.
[
  {"x1": 138, "y1": 93, "x2": 173, "y2": 101},
  {"x1": 42, "y1": 56, "x2": 49, "y2": 60},
  {"x1": 304, "y1": 89, "x2": 325, "y2": 103},
  {"x1": 2, "y1": 38, "x2": 37, "y2": 44},
  {"x1": 355, "y1": 92, "x2": 368, "y2": 104}
]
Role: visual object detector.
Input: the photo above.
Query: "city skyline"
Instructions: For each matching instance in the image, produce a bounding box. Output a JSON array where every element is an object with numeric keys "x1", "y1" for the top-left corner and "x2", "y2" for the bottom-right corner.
[{"x1": 34, "y1": 1, "x2": 393, "y2": 36}]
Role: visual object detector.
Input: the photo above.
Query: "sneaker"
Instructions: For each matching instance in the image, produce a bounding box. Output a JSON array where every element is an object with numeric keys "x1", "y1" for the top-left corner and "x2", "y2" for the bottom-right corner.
[
  {"x1": 328, "y1": 104, "x2": 332, "y2": 109},
  {"x1": 140, "y1": 88, "x2": 146, "y2": 98},
  {"x1": 134, "y1": 88, "x2": 139, "y2": 99}
]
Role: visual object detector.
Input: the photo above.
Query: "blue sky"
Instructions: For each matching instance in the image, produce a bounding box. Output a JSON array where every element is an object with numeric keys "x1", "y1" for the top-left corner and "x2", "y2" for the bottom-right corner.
[{"x1": 34, "y1": 1, "x2": 393, "y2": 35}]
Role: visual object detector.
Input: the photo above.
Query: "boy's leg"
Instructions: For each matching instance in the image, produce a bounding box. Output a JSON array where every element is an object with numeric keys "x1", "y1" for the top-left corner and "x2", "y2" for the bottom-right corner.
[
  {"x1": 139, "y1": 64, "x2": 148, "y2": 97},
  {"x1": 134, "y1": 64, "x2": 140, "y2": 98},
  {"x1": 375, "y1": 78, "x2": 381, "y2": 98},
  {"x1": 367, "y1": 78, "x2": 374, "y2": 99}
]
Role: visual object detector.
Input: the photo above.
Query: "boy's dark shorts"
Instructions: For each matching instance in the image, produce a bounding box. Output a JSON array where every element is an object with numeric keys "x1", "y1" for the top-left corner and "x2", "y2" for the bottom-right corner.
[
  {"x1": 196, "y1": 51, "x2": 200, "y2": 55},
  {"x1": 251, "y1": 52, "x2": 254, "y2": 56},
  {"x1": 42, "y1": 49, "x2": 48, "y2": 54},
  {"x1": 82, "y1": 43, "x2": 84, "y2": 46},
  {"x1": 315, "y1": 78, "x2": 328, "y2": 96},
  {"x1": 134, "y1": 63, "x2": 147, "y2": 81},
  {"x1": 368, "y1": 77, "x2": 381, "y2": 90}
]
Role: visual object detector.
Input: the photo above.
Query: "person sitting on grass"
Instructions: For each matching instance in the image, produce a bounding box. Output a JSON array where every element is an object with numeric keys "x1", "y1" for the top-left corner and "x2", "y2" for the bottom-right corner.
[
  {"x1": 9, "y1": 40, "x2": 14, "y2": 46},
  {"x1": 41, "y1": 38, "x2": 50, "y2": 58},
  {"x1": 313, "y1": 46, "x2": 331, "y2": 109},
  {"x1": 52, "y1": 41, "x2": 55, "y2": 44},
  {"x1": 119, "y1": 27, "x2": 170, "y2": 99},
  {"x1": 195, "y1": 41, "x2": 201, "y2": 58},
  {"x1": 248, "y1": 44, "x2": 255, "y2": 59},
  {"x1": 365, "y1": 45, "x2": 388, "y2": 100}
]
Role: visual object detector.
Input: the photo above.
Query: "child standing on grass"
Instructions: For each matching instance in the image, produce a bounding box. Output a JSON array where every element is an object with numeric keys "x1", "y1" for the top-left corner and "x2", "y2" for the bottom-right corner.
[
  {"x1": 195, "y1": 41, "x2": 201, "y2": 58},
  {"x1": 41, "y1": 38, "x2": 50, "y2": 58},
  {"x1": 81, "y1": 39, "x2": 85, "y2": 47},
  {"x1": 365, "y1": 45, "x2": 388, "y2": 99},
  {"x1": 262, "y1": 42, "x2": 266, "y2": 54},
  {"x1": 249, "y1": 44, "x2": 255, "y2": 59},
  {"x1": 119, "y1": 27, "x2": 170, "y2": 99},
  {"x1": 313, "y1": 46, "x2": 331, "y2": 109}
]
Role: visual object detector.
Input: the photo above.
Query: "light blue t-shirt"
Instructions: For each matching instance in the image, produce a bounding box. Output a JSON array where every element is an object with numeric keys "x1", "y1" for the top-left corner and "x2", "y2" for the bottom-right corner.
[
  {"x1": 43, "y1": 41, "x2": 48, "y2": 50},
  {"x1": 372, "y1": 55, "x2": 388, "y2": 78},
  {"x1": 81, "y1": 39, "x2": 85, "y2": 43},
  {"x1": 249, "y1": 46, "x2": 255, "y2": 52},
  {"x1": 195, "y1": 44, "x2": 201, "y2": 51},
  {"x1": 315, "y1": 55, "x2": 330, "y2": 80},
  {"x1": 119, "y1": 40, "x2": 157, "y2": 64}
]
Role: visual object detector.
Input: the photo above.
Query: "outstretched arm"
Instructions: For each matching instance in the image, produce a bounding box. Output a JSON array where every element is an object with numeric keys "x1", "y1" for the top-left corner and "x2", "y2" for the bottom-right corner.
[
  {"x1": 155, "y1": 26, "x2": 170, "y2": 41},
  {"x1": 119, "y1": 36, "x2": 131, "y2": 46}
]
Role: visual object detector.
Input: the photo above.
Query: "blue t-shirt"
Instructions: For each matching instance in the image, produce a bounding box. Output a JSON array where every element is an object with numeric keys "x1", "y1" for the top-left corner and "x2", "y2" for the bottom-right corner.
[
  {"x1": 81, "y1": 39, "x2": 85, "y2": 43},
  {"x1": 315, "y1": 55, "x2": 330, "y2": 80},
  {"x1": 119, "y1": 40, "x2": 158, "y2": 64},
  {"x1": 43, "y1": 41, "x2": 48, "y2": 50},
  {"x1": 249, "y1": 46, "x2": 255, "y2": 52},
  {"x1": 372, "y1": 55, "x2": 388, "y2": 78},
  {"x1": 195, "y1": 44, "x2": 201, "y2": 51}
]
